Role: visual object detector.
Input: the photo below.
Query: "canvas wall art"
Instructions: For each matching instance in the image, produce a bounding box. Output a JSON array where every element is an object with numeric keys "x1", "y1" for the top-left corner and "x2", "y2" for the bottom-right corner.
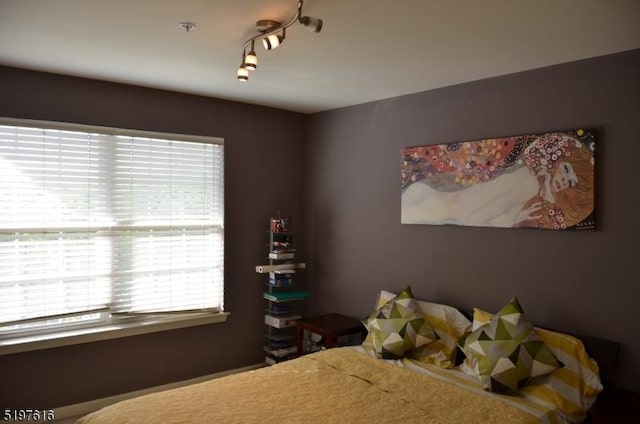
[{"x1": 401, "y1": 129, "x2": 595, "y2": 230}]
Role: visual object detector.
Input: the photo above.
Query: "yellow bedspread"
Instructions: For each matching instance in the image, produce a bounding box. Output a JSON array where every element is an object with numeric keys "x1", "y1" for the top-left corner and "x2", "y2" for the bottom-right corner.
[{"x1": 77, "y1": 348, "x2": 543, "y2": 424}]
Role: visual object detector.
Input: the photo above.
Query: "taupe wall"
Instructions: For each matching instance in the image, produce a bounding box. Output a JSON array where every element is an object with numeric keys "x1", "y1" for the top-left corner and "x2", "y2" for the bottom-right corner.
[
  {"x1": 0, "y1": 66, "x2": 308, "y2": 408},
  {"x1": 304, "y1": 49, "x2": 640, "y2": 391},
  {"x1": 1, "y1": 47, "x2": 638, "y2": 408}
]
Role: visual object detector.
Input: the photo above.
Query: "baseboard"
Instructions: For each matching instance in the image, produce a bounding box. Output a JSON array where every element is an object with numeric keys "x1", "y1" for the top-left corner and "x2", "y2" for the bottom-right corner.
[{"x1": 54, "y1": 363, "x2": 265, "y2": 421}]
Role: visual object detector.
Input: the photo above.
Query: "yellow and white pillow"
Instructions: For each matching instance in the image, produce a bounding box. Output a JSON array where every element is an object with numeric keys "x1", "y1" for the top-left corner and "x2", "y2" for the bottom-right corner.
[
  {"x1": 469, "y1": 308, "x2": 602, "y2": 422},
  {"x1": 364, "y1": 290, "x2": 471, "y2": 368}
]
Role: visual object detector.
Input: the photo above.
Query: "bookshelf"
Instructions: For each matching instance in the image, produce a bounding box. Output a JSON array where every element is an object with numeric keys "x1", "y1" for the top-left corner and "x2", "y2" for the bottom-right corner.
[{"x1": 256, "y1": 215, "x2": 309, "y2": 365}]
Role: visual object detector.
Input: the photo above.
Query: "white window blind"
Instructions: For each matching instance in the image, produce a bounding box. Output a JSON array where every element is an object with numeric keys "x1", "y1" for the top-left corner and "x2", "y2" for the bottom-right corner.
[{"x1": 0, "y1": 122, "x2": 224, "y2": 335}]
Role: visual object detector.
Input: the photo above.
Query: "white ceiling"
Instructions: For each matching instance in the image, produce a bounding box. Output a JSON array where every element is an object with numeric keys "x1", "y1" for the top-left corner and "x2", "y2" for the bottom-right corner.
[{"x1": 1, "y1": 0, "x2": 639, "y2": 114}]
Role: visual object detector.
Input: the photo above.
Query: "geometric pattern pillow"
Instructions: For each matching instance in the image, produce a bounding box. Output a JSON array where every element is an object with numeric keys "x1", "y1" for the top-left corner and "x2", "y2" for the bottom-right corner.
[
  {"x1": 363, "y1": 290, "x2": 471, "y2": 368},
  {"x1": 363, "y1": 286, "x2": 438, "y2": 359},
  {"x1": 461, "y1": 297, "x2": 561, "y2": 393},
  {"x1": 469, "y1": 308, "x2": 602, "y2": 421}
]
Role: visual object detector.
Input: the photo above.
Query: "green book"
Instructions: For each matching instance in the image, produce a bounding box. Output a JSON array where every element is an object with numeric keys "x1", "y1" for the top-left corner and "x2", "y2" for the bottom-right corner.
[{"x1": 263, "y1": 291, "x2": 311, "y2": 302}]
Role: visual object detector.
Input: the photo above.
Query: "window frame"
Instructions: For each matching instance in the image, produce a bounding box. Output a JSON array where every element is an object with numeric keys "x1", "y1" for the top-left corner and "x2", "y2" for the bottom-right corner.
[{"x1": 0, "y1": 117, "x2": 228, "y2": 355}]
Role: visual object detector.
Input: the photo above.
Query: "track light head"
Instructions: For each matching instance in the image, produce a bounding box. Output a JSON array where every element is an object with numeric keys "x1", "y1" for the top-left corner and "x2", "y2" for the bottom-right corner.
[
  {"x1": 300, "y1": 16, "x2": 323, "y2": 33},
  {"x1": 244, "y1": 52, "x2": 258, "y2": 70},
  {"x1": 263, "y1": 31, "x2": 284, "y2": 51},
  {"x1": 244, "y1": 41, "x2": 258, "y2": 70},
  {"x1": 237, "y1": 65, "x2": 249, "y2": 82}
]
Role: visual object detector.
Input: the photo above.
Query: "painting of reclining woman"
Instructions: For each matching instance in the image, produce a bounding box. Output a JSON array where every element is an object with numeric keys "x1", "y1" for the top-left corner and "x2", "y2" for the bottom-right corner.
[{"x1": 401, "y1": 129, "x2": 595, "y2": 230}]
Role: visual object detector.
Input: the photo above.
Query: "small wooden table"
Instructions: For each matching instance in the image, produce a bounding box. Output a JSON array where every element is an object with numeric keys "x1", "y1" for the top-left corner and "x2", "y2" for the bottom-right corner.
[{"x1": 296, "y1": 313, "x2": 366, "y2": 355}]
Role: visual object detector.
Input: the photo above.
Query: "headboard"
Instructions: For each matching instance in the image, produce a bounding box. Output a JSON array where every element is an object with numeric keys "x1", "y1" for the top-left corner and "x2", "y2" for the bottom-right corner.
[{"x1": 576, "y1": 333, "x2": 620, "y2": 387}]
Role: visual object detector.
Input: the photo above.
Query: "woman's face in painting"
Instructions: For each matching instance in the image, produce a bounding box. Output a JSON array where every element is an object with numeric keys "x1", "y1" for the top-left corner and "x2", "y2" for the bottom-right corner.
[{"x1": 552, "y1": 161, "x2": 578, "y2": 193}]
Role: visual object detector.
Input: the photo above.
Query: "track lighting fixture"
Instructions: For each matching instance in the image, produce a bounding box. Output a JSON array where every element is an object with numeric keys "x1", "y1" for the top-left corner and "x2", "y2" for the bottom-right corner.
[{"x1": 236, "y1": 0, "x2": 323, "y2": 82}]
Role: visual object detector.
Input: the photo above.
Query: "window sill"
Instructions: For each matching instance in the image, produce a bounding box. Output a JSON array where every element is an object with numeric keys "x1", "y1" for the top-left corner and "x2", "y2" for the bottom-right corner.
[{"x1": 0, "y1": 311, "x2": 230, "y2": 356}]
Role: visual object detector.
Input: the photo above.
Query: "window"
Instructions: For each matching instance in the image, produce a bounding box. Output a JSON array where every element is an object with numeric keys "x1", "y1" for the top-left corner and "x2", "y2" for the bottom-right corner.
[{"x1": 0, "y1": 119, "x2": 224, "y2": 347}]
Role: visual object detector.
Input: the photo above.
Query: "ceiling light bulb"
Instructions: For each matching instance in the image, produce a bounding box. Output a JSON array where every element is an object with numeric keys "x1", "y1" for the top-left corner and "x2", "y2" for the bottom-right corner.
[
  {"x1": 244, "y1": 51, "x2": 257, "y2": 70},
  {"x1": 300, "y1": 16, "x2": 323, "y2": 33},
  {"x1": 237, "y1": 65, "x2": 249, "y2": 82},
  {"x1": 263, "y1": 34, "x2": 282, "y2": 50}
]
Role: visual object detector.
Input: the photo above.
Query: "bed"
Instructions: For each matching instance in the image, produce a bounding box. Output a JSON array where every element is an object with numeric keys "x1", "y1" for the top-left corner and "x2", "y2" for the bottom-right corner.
[{"x1": 76, "y1": 290, "x2": 618, "y2": 424}]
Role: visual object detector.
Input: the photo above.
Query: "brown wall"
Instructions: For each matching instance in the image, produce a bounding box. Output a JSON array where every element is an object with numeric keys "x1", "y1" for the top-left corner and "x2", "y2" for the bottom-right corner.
[
  {"x1": 304, "y1": 49, "x2": 640, "y2": 391},
  {"x1": 0, "y1": 66, "x2": 308, "y2": 408}
]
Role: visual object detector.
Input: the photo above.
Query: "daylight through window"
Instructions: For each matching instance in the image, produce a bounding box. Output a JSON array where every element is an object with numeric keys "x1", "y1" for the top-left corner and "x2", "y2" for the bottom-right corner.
[{"x1": 0, "y1": 120, "x2": 224, "y2": 338}]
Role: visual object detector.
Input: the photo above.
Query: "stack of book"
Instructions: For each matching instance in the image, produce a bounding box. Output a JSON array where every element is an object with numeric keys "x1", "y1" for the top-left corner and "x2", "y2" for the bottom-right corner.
[
  {"x1": 259, "y1": 215, "x2": 309, "y2": 366},
  {"x1": 264, "y1": 313, "x2": 301, "y2": 328},
  {"x1": 267, "y1": 303, "x2": 294, "y2": 316},
  {"x1": 268, "y1": 250, "x2": 295, "y2": 260},
  {"x1": 268, "y1": 272, "x2": 293, "y2": 286},
  {"x1": 264, "y1": 345, "x2": 297, "y2": 358}
]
